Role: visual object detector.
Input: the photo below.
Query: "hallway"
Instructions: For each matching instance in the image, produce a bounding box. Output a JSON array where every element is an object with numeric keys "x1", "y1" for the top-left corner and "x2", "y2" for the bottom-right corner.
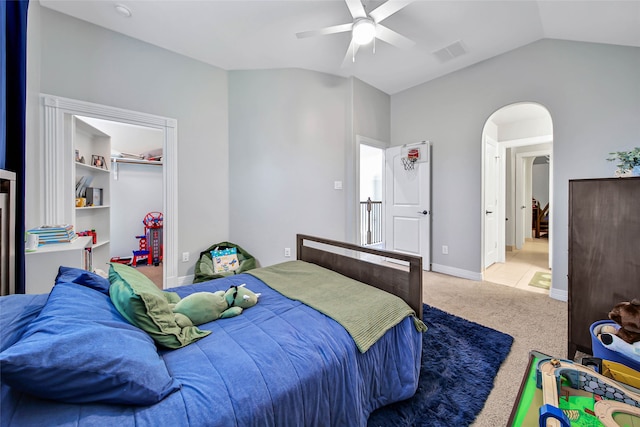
[{"x1": 483, "y1": 238, "x2": 550, "y2": 294}]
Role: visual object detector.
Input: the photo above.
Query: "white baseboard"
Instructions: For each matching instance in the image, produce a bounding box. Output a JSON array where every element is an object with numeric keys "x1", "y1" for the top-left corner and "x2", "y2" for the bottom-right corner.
[
  {"x1": 549, "y1": 288, "x2": 568, "y2": 302},
  {"x1": 177, "y1": 274, "x2": 195, "y2": 286},
  {"x1": 431, "y1": 263, "x2": 483, "y2": 281}
]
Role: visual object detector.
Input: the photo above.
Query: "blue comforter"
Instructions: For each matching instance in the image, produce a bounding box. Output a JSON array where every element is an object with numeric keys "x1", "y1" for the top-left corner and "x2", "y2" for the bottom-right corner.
[{"x1": 0, "y1": 273, "x2": 421, "y2": 426}]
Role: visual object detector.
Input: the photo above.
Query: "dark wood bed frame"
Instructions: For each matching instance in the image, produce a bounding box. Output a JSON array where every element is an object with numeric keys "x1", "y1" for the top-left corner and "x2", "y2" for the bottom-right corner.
[{"x1": 296, "y1": 234, "x2": 423, "y2": 318}]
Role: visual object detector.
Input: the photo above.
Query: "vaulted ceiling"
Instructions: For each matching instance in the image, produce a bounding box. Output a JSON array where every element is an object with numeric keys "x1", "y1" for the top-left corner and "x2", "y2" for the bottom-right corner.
[{"x1": 40, "y1": 0, "x2": 640, "y2": 95}]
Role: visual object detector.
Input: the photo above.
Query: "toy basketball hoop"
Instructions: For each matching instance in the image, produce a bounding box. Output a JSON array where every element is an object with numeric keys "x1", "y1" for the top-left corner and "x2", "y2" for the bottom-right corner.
[
  {"x1": 400, "y1": 146, "x2": 423, "y2": 171},
  {"x1": 400, "y1": 142, "x2": 427, "y2": 171}
]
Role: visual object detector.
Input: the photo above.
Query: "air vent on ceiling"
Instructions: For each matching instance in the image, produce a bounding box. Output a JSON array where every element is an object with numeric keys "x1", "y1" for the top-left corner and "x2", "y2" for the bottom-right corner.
[{"x1": 432, "y1": 40, "x2": 467, "y2": 62}]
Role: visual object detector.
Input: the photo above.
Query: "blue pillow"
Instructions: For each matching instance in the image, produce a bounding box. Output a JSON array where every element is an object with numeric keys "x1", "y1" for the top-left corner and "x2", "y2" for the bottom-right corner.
[
  {"x1": 0, "y1": 281, "x2": 181, "y2": 405},
  {"x1": 55, "y1": 265, "x2": 111, "y2": 294},
  {"x1": 0, "y1": 294, "x2": 48, "y2": 352}
]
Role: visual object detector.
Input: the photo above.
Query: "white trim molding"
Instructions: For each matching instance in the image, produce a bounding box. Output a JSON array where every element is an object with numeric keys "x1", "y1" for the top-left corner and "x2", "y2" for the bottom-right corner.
[
  {"x1": 549, "y1": 287, "x2": 568, "y2": 302},
  {"x1": 431, "y1": 263, "x2": 483, "y2": 281},
  {"x1": 178, "y1": 274, "x2": 196, "y2": 286},
  {"x1": 40, "y1": 94, "x2": 178, "y2": 288}
]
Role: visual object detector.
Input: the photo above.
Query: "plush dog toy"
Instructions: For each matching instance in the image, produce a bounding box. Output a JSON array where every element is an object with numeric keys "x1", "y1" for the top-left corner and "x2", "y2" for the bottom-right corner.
[
  {"x1": 170, "y1": 284, "x2": 260, "y2": 327},
  {"x1": 597, "y1": 299, "x2": 640, "y2": 362},
  {"x1": 601, "y1": 299, "x2": 640, "y2": 344}
]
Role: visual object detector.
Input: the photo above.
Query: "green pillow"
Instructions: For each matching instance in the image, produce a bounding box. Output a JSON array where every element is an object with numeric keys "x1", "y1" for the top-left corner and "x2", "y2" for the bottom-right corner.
[{"x1": 108, "y1": 263, "x2": 210, "y2": 348}]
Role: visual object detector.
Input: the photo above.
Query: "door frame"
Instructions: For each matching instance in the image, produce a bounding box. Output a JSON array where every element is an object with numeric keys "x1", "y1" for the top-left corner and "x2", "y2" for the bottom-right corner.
[
  {"x1": 355, "y1": 135, "x2": 387, "y2": 248},
  {"x1": 481, "y1": 134, "x2": 553, "y2": 272},
  {"x1": 483, "y1": 135, "x2": 503, "y2": 268},
  {"x1": 514, "y1": 148, "x2": 552, "y2": 268},
  {"x1": 40, "y1": 94, "x2": 178, "y2": 288}
]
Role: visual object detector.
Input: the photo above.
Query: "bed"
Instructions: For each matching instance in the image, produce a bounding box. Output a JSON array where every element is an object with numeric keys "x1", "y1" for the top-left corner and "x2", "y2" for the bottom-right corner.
[{"x1": 0, "y1": 235, "x2": 424, "y2": 427}]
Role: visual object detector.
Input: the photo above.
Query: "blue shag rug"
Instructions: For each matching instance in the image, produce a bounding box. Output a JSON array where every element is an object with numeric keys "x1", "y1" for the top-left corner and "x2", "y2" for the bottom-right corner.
[{"x1": 368, "y1": 304, "x2": 514, "y2": 427}]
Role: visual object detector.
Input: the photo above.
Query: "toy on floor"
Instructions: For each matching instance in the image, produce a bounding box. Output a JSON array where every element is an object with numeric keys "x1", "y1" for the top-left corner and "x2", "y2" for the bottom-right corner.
[
  {"x1": 170, "y1": 284, "x2": 260, "y2": 327},
  {"x1": 536, "y1": 357, "x2": 640, "y2": 427},
  {"x1": 133, "y1": 212, "x2": 163, "y2": 267}
]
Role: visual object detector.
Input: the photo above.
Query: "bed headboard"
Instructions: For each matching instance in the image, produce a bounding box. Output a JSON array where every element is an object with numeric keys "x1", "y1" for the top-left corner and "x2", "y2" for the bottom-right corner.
[{"x1": 296, "y1": 234, "x2": 423, "y2": 318}]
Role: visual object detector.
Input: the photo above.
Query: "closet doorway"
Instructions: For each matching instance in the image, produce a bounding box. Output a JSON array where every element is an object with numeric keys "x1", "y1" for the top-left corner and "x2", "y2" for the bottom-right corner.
[
  {"x1": 40, "y1": 95, "x2": 178, "y2": 289},
  {"x1": 78, "y1": 117, "x2": 165, "y2": 288}
]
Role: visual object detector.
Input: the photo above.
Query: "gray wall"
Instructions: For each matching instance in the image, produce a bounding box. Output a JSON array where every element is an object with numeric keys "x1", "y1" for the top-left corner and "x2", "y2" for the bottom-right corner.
[
  {"x1": 391, "y1": 39, "x2": 640, "y2": 298},
  {"x1": 228, "y1": 71, "x2": 390, "y2": 267},
  {"x1": 353, "y1": 78, "x2": 390, "y2": 141},
  {"x1": 349, "y1": 78, "x2": 391, "y2": 243},
  {"x1": 27, "y1": 5, "x2": 230, "y2": 277},
  {"x1": 228, "y1": 69, "x2": 350, "y2": 267}
]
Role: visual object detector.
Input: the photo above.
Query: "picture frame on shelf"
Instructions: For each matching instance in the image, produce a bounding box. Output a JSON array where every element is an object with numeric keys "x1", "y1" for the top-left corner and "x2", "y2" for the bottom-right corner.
[
  {"x1": 86, "y1": 188, "x2": 103, "y2": 206},
  {"x1": 91, "y1": 155, "x2": 107, "y2": 170}
]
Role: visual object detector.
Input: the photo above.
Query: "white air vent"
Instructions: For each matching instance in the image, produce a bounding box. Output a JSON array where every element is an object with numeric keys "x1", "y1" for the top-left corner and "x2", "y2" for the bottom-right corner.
[{"x1": 432, "y1": 40, "x2": 467, "y2": 62}]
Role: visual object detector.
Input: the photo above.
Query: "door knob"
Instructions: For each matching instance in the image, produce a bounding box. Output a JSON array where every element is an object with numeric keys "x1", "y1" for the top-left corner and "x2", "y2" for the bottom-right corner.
[
  {"x1": 520, "y1": 205, "x2": 526, "y2": 209},
  {"x1": 417, "y1": 210, "x2": 429, "y2": 215},
  {"x1": 485, "y1": 210, "x2": 493, "y2": 214}
]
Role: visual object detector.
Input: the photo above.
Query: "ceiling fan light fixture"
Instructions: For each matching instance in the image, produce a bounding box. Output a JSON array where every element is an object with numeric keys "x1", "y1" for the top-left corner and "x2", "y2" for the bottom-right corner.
[{"x1": 352, "y1": 18, "x2": 376, "y2": 45}]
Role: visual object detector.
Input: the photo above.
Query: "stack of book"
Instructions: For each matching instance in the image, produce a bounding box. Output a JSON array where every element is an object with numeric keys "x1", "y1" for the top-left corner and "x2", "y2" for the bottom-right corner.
[
  {"x1": 27, "y1": 224, "x2": 78, "y2": 245},
  {"x1": 76, "y1": 175, "x2": 94, "y2": 198}
]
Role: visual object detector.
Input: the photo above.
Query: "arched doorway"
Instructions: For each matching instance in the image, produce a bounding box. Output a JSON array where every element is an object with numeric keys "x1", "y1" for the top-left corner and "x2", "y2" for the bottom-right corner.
[{"x1": 481, "y1": 102, "x2": 553, "y2": 290}]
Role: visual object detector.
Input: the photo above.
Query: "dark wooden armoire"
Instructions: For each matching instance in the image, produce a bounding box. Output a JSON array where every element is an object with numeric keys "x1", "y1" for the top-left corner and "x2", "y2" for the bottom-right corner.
[{"x1": 568, "y1": 177, "x2": 640, "y2": 359}]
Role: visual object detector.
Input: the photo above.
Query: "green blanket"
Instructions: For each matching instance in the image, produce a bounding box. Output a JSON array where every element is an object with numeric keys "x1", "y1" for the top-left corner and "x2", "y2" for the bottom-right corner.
[{"x1": 247, "y1": 260, "x2": 427, "y2": 353}]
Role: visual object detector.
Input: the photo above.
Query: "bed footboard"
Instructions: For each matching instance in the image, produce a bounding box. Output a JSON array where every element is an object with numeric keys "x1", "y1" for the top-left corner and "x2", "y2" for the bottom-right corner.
[{"x1": 296, "y1": 234, "x2": 423, "y2": 318}]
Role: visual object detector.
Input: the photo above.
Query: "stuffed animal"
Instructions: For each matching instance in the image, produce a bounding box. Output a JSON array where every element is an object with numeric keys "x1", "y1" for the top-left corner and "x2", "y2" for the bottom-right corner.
[
  {"x1": 601, "y1": 299, "x2": 640, "y2": 344},
  {"x1": 170, "y1": 284, "x2": 260, "y2": 327},
  {"x1": 598, "y1": 331, "x2": 640, "y2": 361},
  {"x1": 596, "y1": 299, "x2": 640, "y2": 362}
]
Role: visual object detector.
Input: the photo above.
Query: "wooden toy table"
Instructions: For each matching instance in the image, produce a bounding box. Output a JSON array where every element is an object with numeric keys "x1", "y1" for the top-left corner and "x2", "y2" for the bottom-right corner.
[{"x1": 507, "y1": 351, "x2": 640, "y2": 427}]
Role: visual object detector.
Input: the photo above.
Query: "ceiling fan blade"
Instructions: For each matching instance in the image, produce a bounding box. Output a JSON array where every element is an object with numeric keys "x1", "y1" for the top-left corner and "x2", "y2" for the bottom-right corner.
[
  {"x1": 344, "y1": 0, "x2": 367, "y2": 19},
  {"x1": 296, "y1": 23, "x2": 353, "y2": 39},
  {"x1": 375, "y1": 24, "x2": 415, "y2": 49},
  {"x1": 341, "y1": 39, "x2": 361, "y2": 68},
  {"x1": 369, "y1": 0, "x2": 414, "y2": 23}
]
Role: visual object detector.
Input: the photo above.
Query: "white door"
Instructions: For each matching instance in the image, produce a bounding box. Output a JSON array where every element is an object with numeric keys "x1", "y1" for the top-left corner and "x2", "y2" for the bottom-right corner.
[
  {"x1": 384, "y1": 144, "x2": 431, "y2": 270},
  {"x1": 515, "y1": 155, "x2": 534, "y2": 250},
  {"x1": 484, "y1": 138, "x2": 498, "y2": 268}
]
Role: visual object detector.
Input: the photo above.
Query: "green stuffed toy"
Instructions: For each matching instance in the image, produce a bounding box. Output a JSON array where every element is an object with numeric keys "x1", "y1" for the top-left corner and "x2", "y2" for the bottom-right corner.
[{"x1": 170, "y1": 284, "x2": 260, "y2": 327}]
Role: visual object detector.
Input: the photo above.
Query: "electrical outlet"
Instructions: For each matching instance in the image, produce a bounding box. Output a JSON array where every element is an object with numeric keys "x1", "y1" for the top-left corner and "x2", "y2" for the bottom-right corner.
[
  {"x1": 442, "y1": 245, "x2": 449, "y2": 255},
  {"x1": 284, "y1": 248, "x2": 291, "y2": 257},
  {"x1": 182, "y1": 252, "x2": 189, "y2": 262}
]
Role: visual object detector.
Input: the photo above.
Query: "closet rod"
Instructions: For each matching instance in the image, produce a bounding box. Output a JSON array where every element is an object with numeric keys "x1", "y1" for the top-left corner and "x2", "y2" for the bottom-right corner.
[{"x1": 111, "y1": 158, "x2": 163, "y2": 180}]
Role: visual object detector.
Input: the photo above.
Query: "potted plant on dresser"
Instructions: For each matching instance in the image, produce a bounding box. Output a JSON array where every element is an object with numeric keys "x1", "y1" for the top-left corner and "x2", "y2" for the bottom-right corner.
[{"x1": 608, "y1": 147, "x2": 640, "y2": 177}]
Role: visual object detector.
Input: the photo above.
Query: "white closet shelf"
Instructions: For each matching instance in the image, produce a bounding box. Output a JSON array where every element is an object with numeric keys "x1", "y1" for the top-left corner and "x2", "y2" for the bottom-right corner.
[
  {"x1": 76, "y1": 205, "x2": 110, "y2": 210},
  {"x1": 111, "y1": 158, "x2": 162, "y2": 166},
  {"x1": 76, "y1": 162, "x2": 110, "y2": 173}
]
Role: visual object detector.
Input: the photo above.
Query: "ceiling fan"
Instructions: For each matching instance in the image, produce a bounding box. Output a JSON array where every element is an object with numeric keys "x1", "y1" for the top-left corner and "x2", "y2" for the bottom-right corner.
[{"x1": 296, "y1": 0, "x2": 415, "y2": 67}]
